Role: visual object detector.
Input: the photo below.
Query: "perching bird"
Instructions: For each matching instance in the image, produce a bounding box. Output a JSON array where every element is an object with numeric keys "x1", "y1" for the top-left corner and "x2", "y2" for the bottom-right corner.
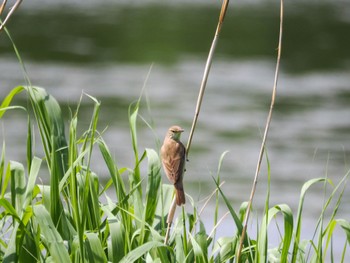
[{"x1": 161, "y1": 125, "x2": 186, "y2": 206}]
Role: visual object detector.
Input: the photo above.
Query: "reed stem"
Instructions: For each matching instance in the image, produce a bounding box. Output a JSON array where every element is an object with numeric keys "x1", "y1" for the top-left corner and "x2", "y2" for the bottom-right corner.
[{"x1": 236, "y1": 1, "x2": 284, "y2": 261}]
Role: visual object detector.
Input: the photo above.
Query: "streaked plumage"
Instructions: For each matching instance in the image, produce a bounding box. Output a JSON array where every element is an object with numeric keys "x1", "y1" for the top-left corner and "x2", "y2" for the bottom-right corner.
[{"x1": 161, "y1": 125, "x2": 186, "y2": 206}]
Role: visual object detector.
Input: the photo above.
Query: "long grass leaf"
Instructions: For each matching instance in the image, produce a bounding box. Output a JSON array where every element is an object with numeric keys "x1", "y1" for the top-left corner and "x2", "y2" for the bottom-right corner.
[
  {"x1": 257, "y1": 151, "x2": 272, "y2": 263},
  {"x1": 98, "y1": 138, "x2": 126, "y2": 202},
  {"x1": 0, "y1": 198, "x2": 20, "y2": 220},
  {"x1": 153, "y1": 184, "x2": 174, "y2": 239},
  {"x1": 24, "y1": 86, "x2": 68, "y2": 177},
  {"x1": 33, "y1": 205, "x2": 70, "y2": 262},
  {"x1": 87, "y1": 172, "x2": 101, "y2": 232},
  {"x1": 320, "y1": 172, "x2": 349, "y2": 260},
  {"x1": 108, "y1": 219, "x2": 126, "y2": 263},
  {"x1": 0, "y1": 141, "x2": 5, "y2": 197},
  {"x1": 128, "y1": 101, "x2": 141, "y2": 192},
  {"x1": 212, "y1": 236, "x2": 237, "y2": 262},
  {"x1": 119, "y1": 241, "x2": 165, "y2": 263},
  {"x1": 141, "y1": 148, "x2": 161, "y2": 243},
  {"x1": 0, "y1": 86, "x2": 25, "y2": 119},
  {"x1": 212, "y1": 177, "x2": 246, "y2": 244},
  {"x1": 275, "y1": 204, "x2": 294, "y2": 263},
  {"x1": 258, "y1": 204, "x2": 293, "y2": 263},
  {"x1": 49, "y1": 133, "x2": 66, "y2": 238},
  {"x1": 73, "y1": 95, "x2": 100, "y2": 259},
  {"x1": 189, "y1": 233, "x2": 208, "y2": 263},
  {"x1": 291, "y1": 177, "x2": 327, "y2": 263},
  {"x1": 212, "y1": 151, "x2": 229, "y2": 248},
  {"x1": 337, "y1": 219, "x2": 350, "y2": 244},
  {"x1": 10, "y1": 161, "x2": 25, "y2": 215},
  {"x1": 26, "y1": 115, "x2": 33, "y2": 173},
  {"x1": 22, "y1": 157, "x2": 41, "y2": 210},
  {"x1": 85, "y1": 232, "x2": 107, "y2": 262}
]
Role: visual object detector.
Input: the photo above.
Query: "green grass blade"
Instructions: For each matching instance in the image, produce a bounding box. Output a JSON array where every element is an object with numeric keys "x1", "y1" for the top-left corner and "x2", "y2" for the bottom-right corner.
[
  {"x1": 85, "y1": 232, "x2": 107, "y2": 262},
  {"x1": 212, "y1": 151, "x2": 229, "y2": 249},
  {"x1": 257, "y1": 214, "x2": 268, "y2": 263},
  {"x1": 258, "y1": 204, "x2": 293, "y2": 263},
  {"x1": 141, "y1": 148, "x2": 161, "y2": 243},
  {"x1": 108, "y1": 219, "x2": 126, "y2": 262},
  {"x1": 274, "y1": 204, "x2": 294, "y2": 263},
  {"x1": 320, "y1": 172, "x2": 349, "y2": 260},
  {"x1": 212, "y1": 236, "x2": 237, "y2": 262},
  {"x1": 23, "y1": 157, "x2": 41, "y2": 210},
  {"x1": 49, "y1": 133, "x2": 66, "y2": 238},
  {"x1": 98, "y1": 138, "x2": 127, "y2": 203},
  {"x1": 71, "y1": 94, "x2": 101, "y2": 259},
  {"x1": 33, "y1": 205, "x2": 70, "y2": 262},
  {"x1": 59, "y1": 148, "x2": 89, "y2": 193},
  {"x1": 132, "y1": 150, "x2": 147, "y2": 230},
  {"x1": 66, "y1": 113, "x2": 85, "y2": 260},
  {"x1": 0, "y1": 141, "x2": 5, "y2": 197},
  {"x1": 23, "y1": 87, "x2": 70, "y2": 239},
  {"x1": 336, "y1": 219, "x2": 350, "y2": 250},
  {"x1": 153, "y1": 184, "x2": 173, "y2": 237},
  {"x1": 98, "y1": 138, "x2": 131, "y2": 243},
  {"x1": 257, "y1": 151, "x2": 272, "y2": 263},
  {"x1": 10, "y1": 161, "x2": 25, "y2": 215},
  {"x1": 212, "y1": 177, "x2": 247, "y2": 247},
  {"x1": 1, "y1": 163, "x2": 12, "y2": 198},
  {"x1": 291, "y1": 177, "x2": 327, "y2": 263},
  {"x1": 26, "y1": 115, "x2": 33, "y2": 173},
  {"x1": 24, "y1": 86, "x2": 68, "y2": 177},
  {"x1": 0, "y1": 86, "x2": 25, "y2": 119},
  {"x1": 0, "y1": 198, "x2": 20, "y2": 220},
  {"x1": 197, "y1": 222, "x2": 209, "y2": 261},
  {"x1": 4, "y1": 26, "x2": 32, "y2": 86},
  {"x1": 189, "y1": 232, "x2": 208, "y2": 263},
  {"x1": 128, "y1": 99, "x2": 146, "y2": 233},
  {"x1": 86, "y1": 172, "x2": 101, "y2": 232},
  {"x1": 128, "y1": 99, "x2": 142, "y2": 197},
  {"x1": 119, "y1": 241, "x2": 165, "y2": 263}
]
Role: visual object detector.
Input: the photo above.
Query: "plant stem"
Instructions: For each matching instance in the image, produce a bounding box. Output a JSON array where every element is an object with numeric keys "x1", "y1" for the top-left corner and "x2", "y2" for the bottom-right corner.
[
  {"x1": 0, "y1": 0, "x2": 23, "y2": 32},
  {"x1": 186, "y1": 0, "x2": 229, "y2": 158},
  {"x1": 164, "y1": 0, "x2": 230, "y2": 245},
  {"x1": 236, "y1": 0, "x2": 284, "y2": 261}
]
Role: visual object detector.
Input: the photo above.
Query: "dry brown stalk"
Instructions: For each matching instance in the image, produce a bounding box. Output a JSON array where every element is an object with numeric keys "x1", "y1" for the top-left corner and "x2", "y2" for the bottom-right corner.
[
  {"x1": 236, "y1": 0, "x2": 284, "y2": 261},
  {"x1": 186, "y1": 0, "x2": 229, "y2": 157},
  {"x1": 164, "y1": 0, "x2": 230, "y2": 245},
  {"x1": 0, "y1": 0, "x2": 23, "y2": 32}
]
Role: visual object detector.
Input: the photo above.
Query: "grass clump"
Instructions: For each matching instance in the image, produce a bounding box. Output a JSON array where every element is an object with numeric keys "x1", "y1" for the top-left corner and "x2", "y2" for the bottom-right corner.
[
  {"x1": 1, "y1": 1, "x2": 349, "y2": 262},
  {"x1": 0, "y1": 86, "x2": 349, "y2": 262}
]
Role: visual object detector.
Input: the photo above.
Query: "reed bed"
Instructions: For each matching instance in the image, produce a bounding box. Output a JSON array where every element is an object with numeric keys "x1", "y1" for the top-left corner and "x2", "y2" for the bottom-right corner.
[{"x1": 0, "y1": 0, "x2": 349, "y2": 262}]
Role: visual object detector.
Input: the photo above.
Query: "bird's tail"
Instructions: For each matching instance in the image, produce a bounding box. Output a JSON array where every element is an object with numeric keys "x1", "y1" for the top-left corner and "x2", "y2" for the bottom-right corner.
[{"x1": 175, "y1": 184, "x2": 186, "y2": 206}]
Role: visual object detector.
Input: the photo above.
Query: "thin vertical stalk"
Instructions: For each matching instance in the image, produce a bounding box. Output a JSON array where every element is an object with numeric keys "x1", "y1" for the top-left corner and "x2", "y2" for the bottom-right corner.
[
  {"x1": 186, "y1": 0, "x2": 229, "y2": 157},
  {"x1": 0, "y1": 0, "x2": 23, "y2": 32},
  {"x1": 164, "y1": 198, "x2": 177, "y2": 244},
  {"x1": 236, "y1": 1, "x2": 284, "y2": 261},
  {"x1": 164, "y1": 0, "x2": 230, "y2": 245}
]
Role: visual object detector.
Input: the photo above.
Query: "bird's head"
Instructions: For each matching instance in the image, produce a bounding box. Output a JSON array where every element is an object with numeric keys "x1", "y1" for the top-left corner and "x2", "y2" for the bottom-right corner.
[{"x1": 167, "y1": 125, "x2": 184, "y2": 140}]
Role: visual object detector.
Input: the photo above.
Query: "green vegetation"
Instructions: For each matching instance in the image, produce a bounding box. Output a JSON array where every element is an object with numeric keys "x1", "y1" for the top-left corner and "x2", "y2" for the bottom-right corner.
[
  {"x1": 1, "y1": 2, "x2": 350, "y2": 262},
  {"x1": 0, "y1": 84, "x2": 349, "y2": 262}
]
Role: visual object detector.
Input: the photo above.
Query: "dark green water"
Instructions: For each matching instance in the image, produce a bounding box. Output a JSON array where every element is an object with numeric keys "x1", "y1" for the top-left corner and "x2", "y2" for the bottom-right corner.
[{"x1": 2, "y1": 2, "x2": 349, "y2": 72}]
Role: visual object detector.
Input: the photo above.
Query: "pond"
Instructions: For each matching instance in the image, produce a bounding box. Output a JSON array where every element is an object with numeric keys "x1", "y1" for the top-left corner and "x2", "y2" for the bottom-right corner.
[{"x1": 1, "y1": 0, "x2": 350, "y2": 256}]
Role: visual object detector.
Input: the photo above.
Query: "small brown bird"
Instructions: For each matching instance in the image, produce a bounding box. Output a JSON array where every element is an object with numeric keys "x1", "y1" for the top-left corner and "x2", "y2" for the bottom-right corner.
[{"x1": 161, "y1": 125, "x2": 186, "y2": 206}]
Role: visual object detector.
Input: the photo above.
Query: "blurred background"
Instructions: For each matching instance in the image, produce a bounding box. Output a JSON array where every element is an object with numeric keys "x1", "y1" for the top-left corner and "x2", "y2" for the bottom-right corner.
[{"x1": 1, "y1": 0, "x2": 350, "y2": 254}]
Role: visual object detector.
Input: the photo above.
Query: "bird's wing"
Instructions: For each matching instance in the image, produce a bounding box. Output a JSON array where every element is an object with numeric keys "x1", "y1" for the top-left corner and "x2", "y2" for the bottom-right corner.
[{"x1": 162, "y1": 144, "x2": 186, "y2": 184}]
